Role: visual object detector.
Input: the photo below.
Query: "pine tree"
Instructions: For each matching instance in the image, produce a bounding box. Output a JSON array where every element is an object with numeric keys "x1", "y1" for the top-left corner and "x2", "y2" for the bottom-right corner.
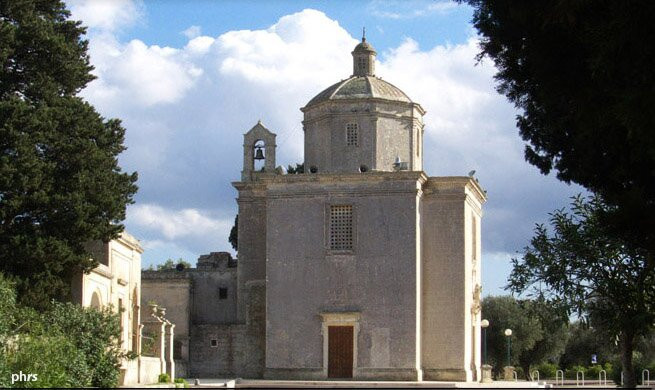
[{"x1": 0, "y1": 0, "x2": 138, "y2": 308}]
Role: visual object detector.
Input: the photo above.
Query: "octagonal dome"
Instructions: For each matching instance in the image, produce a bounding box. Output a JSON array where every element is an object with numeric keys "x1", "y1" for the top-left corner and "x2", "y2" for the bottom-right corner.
[{"x1": 304, "y1": 75, "x2": 412, "y2": 109}]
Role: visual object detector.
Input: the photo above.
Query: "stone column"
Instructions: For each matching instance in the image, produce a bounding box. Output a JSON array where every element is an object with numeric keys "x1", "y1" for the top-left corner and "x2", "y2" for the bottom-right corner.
[
  {"x1": 142, "y1": 308, "x2": 167, "y2": 375},
  {"x1": 165, "y1": 321, "x2": 175, "y2": 381},
  {"x1": 137, "y1": 324, "x2": 144, "y2": 355}
]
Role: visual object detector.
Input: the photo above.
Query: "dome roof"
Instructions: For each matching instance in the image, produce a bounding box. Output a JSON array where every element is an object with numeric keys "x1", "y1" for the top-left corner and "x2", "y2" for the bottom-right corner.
[
  {"x1": 304, "y1": 76, "x2": 412, "y2": 108},
  {"x1": 353, "y1": 39, "x2": 376, "y2": 54}
]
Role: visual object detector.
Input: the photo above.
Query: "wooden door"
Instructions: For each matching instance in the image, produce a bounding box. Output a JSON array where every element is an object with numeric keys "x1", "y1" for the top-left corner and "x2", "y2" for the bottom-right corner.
[{"x1": 328, "y1": 326, "x2": 353, "y2": 378}]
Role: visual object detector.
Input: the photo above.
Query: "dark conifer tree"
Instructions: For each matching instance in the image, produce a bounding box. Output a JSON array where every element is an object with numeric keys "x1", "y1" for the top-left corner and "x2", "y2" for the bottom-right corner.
[{"x1": 0, "y1": 1, "x2": 138, "y2": 308}]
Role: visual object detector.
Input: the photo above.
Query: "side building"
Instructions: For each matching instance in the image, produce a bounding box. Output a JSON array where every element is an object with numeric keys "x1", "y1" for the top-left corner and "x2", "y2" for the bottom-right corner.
[
  {"x1": 141, "y1": 252, "x2": 263, "y2": 378},
  {"x1": 71, "y1": 232, "x2": 176, "y2": 385}
]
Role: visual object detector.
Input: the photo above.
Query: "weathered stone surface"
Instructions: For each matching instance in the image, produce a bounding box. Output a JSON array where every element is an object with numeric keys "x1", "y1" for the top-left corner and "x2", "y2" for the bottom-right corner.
[{"x1": 140, "y1": 36, "x2": 488, "y2": 382}]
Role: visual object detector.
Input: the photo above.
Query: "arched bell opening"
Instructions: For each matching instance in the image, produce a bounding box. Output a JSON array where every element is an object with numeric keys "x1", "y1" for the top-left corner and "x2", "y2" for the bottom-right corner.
[
  {"x1": 253, "y1": 139, "x2": 266, "y2": 172},
  {"x1": 241, "y1": 121, "x2": 277, "y2": 181}
]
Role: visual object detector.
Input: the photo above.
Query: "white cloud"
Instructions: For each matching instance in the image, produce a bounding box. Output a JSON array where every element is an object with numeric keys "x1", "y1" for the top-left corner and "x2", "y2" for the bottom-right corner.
[
  {"x1": 127, "y1": 204, "x2": 231, "y2": 240},
  {"x1": 185, "y1": 36, "x2": 215, "y2": 55},
  {"x1": 77, "y1": 4, "x2": 581, "y2": 264},
  {"x1": 182, "y1": 25, "x2": 202, "y2": 39},
  {"x1": 83, "y1": 38, "x2": 202, "y2": 107},
  {"x1": 68, "y1": 0, "x2": 142, "y2": 31}
]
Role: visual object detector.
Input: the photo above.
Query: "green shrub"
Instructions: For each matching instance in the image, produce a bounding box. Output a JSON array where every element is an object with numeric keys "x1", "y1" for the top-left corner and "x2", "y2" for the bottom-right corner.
[
  {"x1": 565, "y1": 365, "x2": 587, "y2": 379},
  {"x1": 536, "y1": 362, "x2": 558, "y2": 379},
  {"x1": 7, "y1": 334, "x2": 91, "y2": 388},
  {"x1": 42, "y1": 302, "x2": 125, "y2": 388},
  {"x1": 158, "y1": 373, "x2": 171, "y2": 383},
  {"x1": 175, "y1": 377, "x2": 189, "y2": 388},
  {"x1": 603, "y1": 362, "x2": 614, "y2": 378},
  {"x1": 0, "y1": 273, "x2": 125, "y2": 388}
]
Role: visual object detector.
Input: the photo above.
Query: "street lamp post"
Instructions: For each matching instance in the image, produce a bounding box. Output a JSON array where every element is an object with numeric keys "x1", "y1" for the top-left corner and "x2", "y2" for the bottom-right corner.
[
  {"x1": 504, "y1": 328, "x2": 512, "y2": 367},
  {"x1": 480, "y1": 319, "x2": 492, "y2": 383},
  {"x1": 481, "y1": 319, "x2": 489, "y2": 364}
]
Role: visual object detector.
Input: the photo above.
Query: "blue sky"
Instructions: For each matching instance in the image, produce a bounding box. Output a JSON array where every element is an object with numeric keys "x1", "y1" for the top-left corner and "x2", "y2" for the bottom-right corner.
[
  {"x1": 66, "y1": 0, "x2": 582, "y2": 297},
  {"x1": 116, "y1": 1, "x2": 475, "y2": 50}
]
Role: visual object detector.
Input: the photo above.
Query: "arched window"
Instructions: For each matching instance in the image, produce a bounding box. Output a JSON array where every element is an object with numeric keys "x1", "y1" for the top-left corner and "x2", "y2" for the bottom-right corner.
[{"x1": 90, "y1": 291, "x2": 102, "y2": 309}]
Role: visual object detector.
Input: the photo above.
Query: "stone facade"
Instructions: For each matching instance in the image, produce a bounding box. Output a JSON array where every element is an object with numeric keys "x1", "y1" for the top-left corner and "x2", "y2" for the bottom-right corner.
[
  {"x1": 71, "y1": 232, "x2": 175, "y2": 385},
  {"x1": 142, "y1": 36, "x2": 486, "y2": 382},
  {"x1": 141, "y1": 252, "x2": 264, "y2": 378}
]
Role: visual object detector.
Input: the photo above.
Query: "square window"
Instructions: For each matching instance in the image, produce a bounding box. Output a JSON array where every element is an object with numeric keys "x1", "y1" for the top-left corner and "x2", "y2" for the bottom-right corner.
[
  {"x1": 219, "y1": 288, "x2": 228, "y2": 299},
  {"x1": 330, "y1": 205, "x2": 353, "y2": 251},
  {"x1": 346, "y1": 124, "x2": 358, "y2": 146},
  {"x1": 210, "y1": 339, "x2": 218, "y2": 347}
]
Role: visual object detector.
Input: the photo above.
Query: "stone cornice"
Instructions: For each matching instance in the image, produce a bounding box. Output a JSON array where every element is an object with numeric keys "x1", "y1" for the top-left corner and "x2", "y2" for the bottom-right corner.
[
  {"x1": 236, "y1": 170, "x2": 427, "y2": 185},
  {"x1": 423, "y1": 176, "x2": 487, "y2": 205},
  {"x1": 91, "y1": 263, "x2": 113, "y2": 279},
  {"x1": 116, "y1": 231, "x2": 144, "y2": 254},
  {"x1": 301, "y1": 97, "x2": 425, "y2": 116},
  {"x1": 302, "y1": 109, "x2": 419, "y2": 126}
]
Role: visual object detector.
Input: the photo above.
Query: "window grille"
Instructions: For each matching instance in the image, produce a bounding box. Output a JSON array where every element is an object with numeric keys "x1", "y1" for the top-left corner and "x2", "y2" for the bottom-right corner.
[
  {"x1": 358, "y1": 58, "x2": 367, "y2": 72},
  {"x1": 346, "y1": 124, "x2": 358, "y2": 146},
  {"x1": 330, "y1": 205, "x2": 353, "y2": 250}
]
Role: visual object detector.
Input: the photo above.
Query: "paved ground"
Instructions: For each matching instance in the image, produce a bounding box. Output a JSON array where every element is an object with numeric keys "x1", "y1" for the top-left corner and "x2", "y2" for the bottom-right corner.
[{"x1": 186, "y1": 379, "x2": 548, "y2": 388}]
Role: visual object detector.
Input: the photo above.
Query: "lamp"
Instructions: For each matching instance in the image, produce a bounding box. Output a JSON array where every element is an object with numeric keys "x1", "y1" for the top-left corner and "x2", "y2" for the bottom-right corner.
[
  {"x1": 481, "y1": 319, "x2": 489, "y2": 365},
  {"x1": 504, "y1": 328, "x2": 512, "y2": 367}
]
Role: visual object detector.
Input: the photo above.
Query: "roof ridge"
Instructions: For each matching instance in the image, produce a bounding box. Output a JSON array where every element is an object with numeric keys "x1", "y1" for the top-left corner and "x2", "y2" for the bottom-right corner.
[
  {"x1": 330, "y1": 76, "x2": 355, "y2": 100},
  {"x1": 364, "y1": 76, "x2": 374, "y2": 97}
]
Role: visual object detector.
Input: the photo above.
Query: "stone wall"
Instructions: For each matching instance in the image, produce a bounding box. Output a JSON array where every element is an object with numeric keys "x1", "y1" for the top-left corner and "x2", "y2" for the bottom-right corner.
[
  {"x1": 263, "y1": 173, "x2": 424, "y2": 380},
  {"x1": 139, "y1": 357, "x2": 163, "y2": 384},
  {"x1": 191, "y1": 268, "x2": 237, "y2": 324},
  {"x1": 141, "y1": 252, "x2": 238, "y2": 366},
  {"x1": 420, "y1": 177, "x2": 486, "y2": 381},
  {"x1": 233, "y1": 182, "x2": 268, "y2": 323},
  {"x1": 302, "y1": 100, "x2": 424, "y2": 174},
  {"x1": 189, "y1": 281, "x2": 265, "y2": 378},
  {"x1": 141, "y1": 273, "x2": 191, "y2": 362}
]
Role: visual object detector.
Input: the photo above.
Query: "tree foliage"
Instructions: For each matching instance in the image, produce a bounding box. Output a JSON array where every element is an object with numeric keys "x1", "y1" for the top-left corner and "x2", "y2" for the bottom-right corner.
[
  {"x1": 153, "y1": 258, "x2": 192, "y2": 271},
  {"x1": 0, "y1": 273, "x2": 126, "y2": 387},
  {"x1": 559, "y1": 321, "x2": 613, "y2": 369},
  {"x1": 229, "y1": 215, "x2": 238, "y2": 252},
  {"x1": 287, "y1": 163, "x2": 304, "y2": 174},
  {"x1": 481, "y1": 295, "x2": 567, "y2": 378},
  {"x1": 0, "y1": 0, "x2": 138, "y2": 308},
  {"x1": 465, "y1": 0, "x2": 655, "y2": 264},
  {"x1": 508, "y1": 195, "x2": 654, "y2": 387}
]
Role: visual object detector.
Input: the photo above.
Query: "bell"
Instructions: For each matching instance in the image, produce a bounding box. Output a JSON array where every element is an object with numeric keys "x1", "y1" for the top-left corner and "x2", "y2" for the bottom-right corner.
[{"x1": 254, "y1": 147, "x2": 265, "y2": 160}]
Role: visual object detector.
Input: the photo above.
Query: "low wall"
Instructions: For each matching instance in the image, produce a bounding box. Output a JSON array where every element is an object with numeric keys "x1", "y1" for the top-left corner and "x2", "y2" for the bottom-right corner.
[
  {"x1": 140, "y1": 356, "x2": 163, "y2": 384},
  {"x1": 120, "y1": 358, "x2": 140, "y2": 385}
]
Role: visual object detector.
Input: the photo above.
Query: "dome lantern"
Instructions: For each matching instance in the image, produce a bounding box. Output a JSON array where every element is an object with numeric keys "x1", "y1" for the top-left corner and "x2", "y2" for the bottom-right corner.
[{"x1": 352, "y1": 28, "x2": 376, "y2": 76}]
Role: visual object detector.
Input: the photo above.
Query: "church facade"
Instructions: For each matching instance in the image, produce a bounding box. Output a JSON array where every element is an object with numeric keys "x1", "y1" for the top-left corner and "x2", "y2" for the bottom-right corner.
[
  {"x1": 236, "y1": 37, "x2": 486, "y2": 381},
  {"x1": 143, "y1": 36, "x2": 486, "y2": 382}
]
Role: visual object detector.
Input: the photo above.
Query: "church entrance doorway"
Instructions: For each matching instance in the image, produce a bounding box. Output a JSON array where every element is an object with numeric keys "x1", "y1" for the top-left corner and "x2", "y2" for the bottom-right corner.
[{"x1": 328, "y1": 326, "x2": 353, "y2": 378}]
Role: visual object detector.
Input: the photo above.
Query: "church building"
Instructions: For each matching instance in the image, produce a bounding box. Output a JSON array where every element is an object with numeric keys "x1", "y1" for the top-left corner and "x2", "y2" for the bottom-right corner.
[
  {"x1": 236, "y1": 36, "x2": 486, "y2": 381},
  {"x1": 142, "y1": 36, "x2": 486, "y2": 382}
]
